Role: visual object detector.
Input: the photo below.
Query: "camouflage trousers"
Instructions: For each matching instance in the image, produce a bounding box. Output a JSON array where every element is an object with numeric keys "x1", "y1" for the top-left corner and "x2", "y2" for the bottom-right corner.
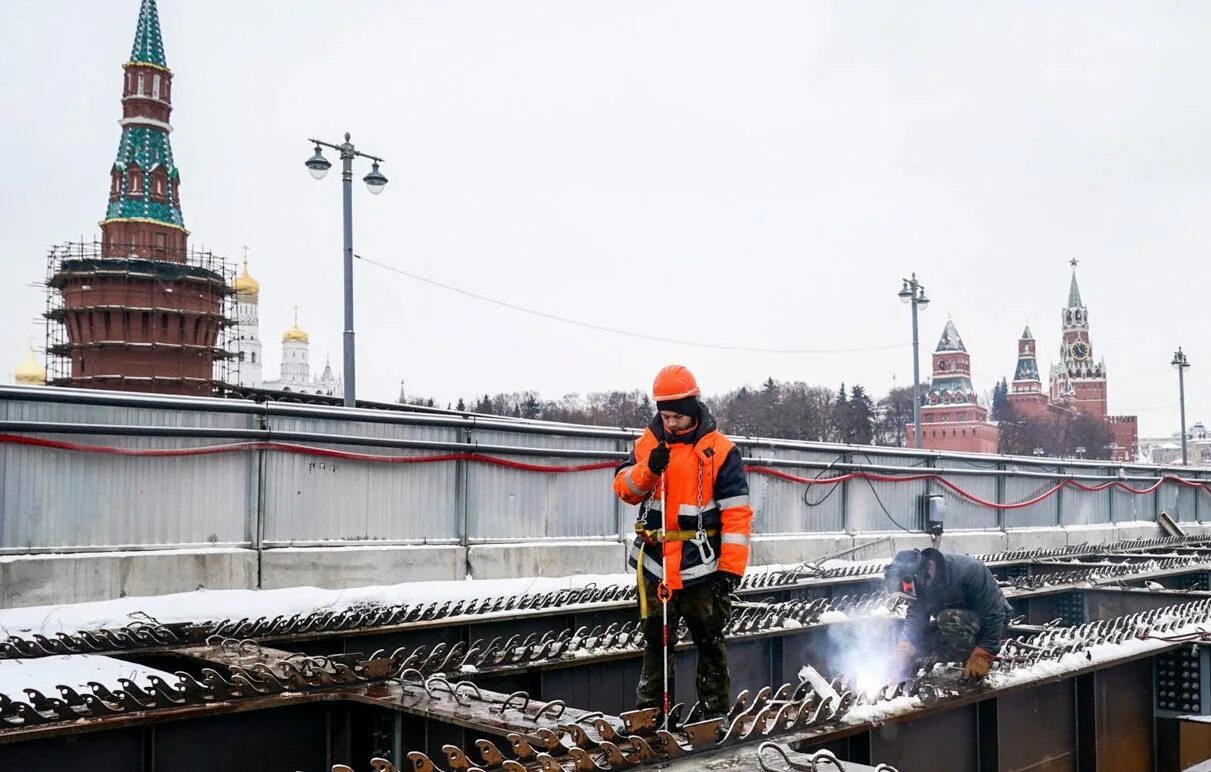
[
  {"x1": 636, "y1": 577, "x2": 732, "y2": 717},
  {"x1": 927, "y1": 609, "x2": 981, "y2": 661}
]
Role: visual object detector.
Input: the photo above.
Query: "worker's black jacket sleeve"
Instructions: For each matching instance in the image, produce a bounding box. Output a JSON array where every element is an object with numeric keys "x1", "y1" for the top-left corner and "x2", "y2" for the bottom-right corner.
[
  {"x1": 615, "y1": 448, "x2": 638, "y2": 478},
  {"x1": 713, "y1": 447, "x2": 748, "y2": 501}
]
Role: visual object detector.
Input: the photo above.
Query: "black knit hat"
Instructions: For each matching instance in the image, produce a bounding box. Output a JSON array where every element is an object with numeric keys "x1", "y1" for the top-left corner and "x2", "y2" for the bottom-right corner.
[{"x1": 656, "y1": 396, "x2": 701, "y2": 418}]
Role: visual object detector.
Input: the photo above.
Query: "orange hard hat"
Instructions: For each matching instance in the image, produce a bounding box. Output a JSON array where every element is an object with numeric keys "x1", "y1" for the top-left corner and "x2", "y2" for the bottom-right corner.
[{"x1": 653, "y1": 365, "x2": 700, "y2": 401}]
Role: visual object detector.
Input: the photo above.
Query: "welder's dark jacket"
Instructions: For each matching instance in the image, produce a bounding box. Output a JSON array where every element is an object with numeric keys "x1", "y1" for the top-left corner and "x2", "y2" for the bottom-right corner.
[
  {"x1": 613, "y1": 406, "x2": 752, "y2": 590},
  {"x1": 901, "y1": 550, "x2": 1012, "y2": 654}
]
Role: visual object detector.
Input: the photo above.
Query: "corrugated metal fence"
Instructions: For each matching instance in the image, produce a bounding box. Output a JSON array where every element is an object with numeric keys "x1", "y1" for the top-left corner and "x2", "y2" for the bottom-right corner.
[{"x1": 1, "y1": 386, "x2": 1209, "y2": 554}]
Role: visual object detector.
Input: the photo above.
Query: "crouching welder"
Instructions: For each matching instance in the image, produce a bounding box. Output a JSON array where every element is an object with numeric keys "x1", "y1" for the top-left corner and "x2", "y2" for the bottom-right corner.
[
  {"x1": 613, "y1": 365, "x2": 753, "y2": 720},
  {"x1": 884, "y1": 548, "x2": 1012, "y2": 681}
]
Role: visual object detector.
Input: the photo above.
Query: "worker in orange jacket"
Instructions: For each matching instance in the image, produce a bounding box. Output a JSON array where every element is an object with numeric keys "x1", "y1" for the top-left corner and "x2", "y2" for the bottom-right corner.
[{"x1": 613, "y1": 365, "x2": 753, "y2": 720}]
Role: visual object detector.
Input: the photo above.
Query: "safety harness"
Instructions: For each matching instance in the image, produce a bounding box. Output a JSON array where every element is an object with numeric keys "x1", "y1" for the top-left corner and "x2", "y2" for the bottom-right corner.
[{"x1": 634, "y1": 457, "x2": 717, "y2": 618}]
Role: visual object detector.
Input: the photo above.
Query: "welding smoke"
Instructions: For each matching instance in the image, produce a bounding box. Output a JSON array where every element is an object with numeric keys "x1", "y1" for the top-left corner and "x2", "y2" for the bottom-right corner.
[{"x1": 819, "y1": 617, "x2": 900, "y2": 696}]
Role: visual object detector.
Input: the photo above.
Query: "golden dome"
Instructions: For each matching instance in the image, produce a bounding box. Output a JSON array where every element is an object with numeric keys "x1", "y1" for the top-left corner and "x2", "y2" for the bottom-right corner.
[
  {"x1": 15, "y1": 348, "x2": 46, "y2": 386},
  {"x1": 282, "y1": 321, "x2": 309, "y2": 344},
  {"x1": 232, "y1": 258, "x2": 260, "y2": 297}
]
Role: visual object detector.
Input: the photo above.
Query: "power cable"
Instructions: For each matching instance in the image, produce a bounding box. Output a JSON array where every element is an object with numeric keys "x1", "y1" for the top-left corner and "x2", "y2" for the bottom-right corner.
[
  {"x1": 802, "y1": 454, "x2": 844, "y2": 508},
  {"x1": 355, "y1": 253, "x2": 910, "y2": 355},
  {"x1": 794, "y1": 451, "x2": 916, "y2": 533},
  {"x1": 854, "y1": 453, "x2": 921, "y2": 533}
]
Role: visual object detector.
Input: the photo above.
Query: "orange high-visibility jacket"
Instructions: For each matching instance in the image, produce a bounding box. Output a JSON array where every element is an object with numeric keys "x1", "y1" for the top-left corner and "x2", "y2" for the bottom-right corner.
[{"x1": 613, "y1": 406, "x2": 753, "y2": 590}]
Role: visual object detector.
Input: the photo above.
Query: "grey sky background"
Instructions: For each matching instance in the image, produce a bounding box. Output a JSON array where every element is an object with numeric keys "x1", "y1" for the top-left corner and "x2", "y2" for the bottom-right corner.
[{"x1": 2, "y1": 0, "x2": 1208, "y2": 437}]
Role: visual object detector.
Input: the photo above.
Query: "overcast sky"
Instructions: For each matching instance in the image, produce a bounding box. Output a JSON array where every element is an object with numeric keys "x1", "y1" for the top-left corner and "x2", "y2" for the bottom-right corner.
[{"x1": 2, "y1": 1, "x2": 1208, "y2": 437}]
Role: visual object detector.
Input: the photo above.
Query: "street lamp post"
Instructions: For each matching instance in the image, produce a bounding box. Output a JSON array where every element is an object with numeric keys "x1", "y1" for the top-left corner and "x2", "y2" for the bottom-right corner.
[
  {"x1": 898, "y1": 273, "x2": 930, "y2": 449},
  {"x1": 1172, "y1": 347, "x2": 1191, "y2": 465},
  {"x1": 304, "y1": 133, "x2": 388, "y2": 407}
]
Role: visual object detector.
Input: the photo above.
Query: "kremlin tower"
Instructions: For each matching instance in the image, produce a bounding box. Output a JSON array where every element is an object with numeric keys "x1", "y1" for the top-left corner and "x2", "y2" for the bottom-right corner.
[
  {"x1": 1048, "y1": 264, "x2": 1108, "y2": 417},
  {"x1": 44, "y1": 0, "x2": 230, "y2": 396},
  {"x1": 1006, "y1": 325, "x2": 1048, "y2": 419},
  {"x1": 999, "y1": 264, "x2": 1139, "y2": 461},
  {"x1": 906, "y1": 319, "x2": 999, "y2": 453}
]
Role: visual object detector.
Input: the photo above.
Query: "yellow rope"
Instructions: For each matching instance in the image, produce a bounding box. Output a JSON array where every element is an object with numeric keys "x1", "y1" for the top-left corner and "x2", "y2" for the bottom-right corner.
[{"x1": 638, "y1": 548, "x2": 649, "y2": 618}]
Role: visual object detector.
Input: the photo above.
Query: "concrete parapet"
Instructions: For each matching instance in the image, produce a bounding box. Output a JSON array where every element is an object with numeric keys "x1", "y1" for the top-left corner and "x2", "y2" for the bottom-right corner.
[
  {"x1": 1005, "y1": 528, "x2": 1069, "y2": 552},
  {"x1": 467, "y1": 541, "x2": 625, "y2": 581},
  {"x1": 850, "y1": 530, "x2": 1008, "y2": 559},
  {"x1": 750, "y1": 535, "x2": 854, "y2": 566},
  {"x1": 1063, "y1": 524, "x2": 1119, "y2": 546},
  {"x1": 1, "y1": 519, "x2": 1191, "y2": 609},
  {"x1": 1114, "y1": 521, "x2": 1162, "y2": 541},
  {"x1": 851, "y1": 532, "x2": 935, "y2": 559},
  {"x1": 0, "y1": 548, "x2": 257, "y2": 608},
  {"x1": 258, "y1": 545, "x2": 465, "y2": 590},
  {"x1": 939, "y1": 531, "x2": 1009, "y2": 556},
  {"x1": 1179, "y1": 522, "x2": 1211, "y2": 537}
]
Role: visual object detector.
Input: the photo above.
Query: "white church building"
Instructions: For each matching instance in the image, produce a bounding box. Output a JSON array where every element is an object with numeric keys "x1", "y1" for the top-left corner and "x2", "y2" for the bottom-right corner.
[{"x1": 229, "y1": 257, "x2": 342, "y2": 397}]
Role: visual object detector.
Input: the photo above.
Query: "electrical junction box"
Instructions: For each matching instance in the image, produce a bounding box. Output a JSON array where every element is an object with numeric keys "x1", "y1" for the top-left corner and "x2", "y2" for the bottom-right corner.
[{"x1": 919, "y1": 493, "x2": 946, "y2": 537}]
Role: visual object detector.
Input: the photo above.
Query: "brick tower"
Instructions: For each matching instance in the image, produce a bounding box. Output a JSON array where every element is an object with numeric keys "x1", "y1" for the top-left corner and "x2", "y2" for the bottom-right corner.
[
  {"x1": 1042, "y1": 261, "x2": 1137, "y2": 460},
  {"x1": 906, "y1": 319, "x2": 1000, "y2": 453},
  {"x1": 46, "y1": 0, "x2": 230, "y2": 395},
  {"x1": 1007, "y1": 325, "x2": 1048, "y2": 419},
  {"x1": 1048, "y1": 263, "x2": 1107, "y2": 418}
]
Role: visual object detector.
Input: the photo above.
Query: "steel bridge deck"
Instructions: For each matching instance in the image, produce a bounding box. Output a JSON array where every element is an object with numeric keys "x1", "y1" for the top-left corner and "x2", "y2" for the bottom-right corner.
[{"x1": 4, "y1": 535, "x2": 1211, "y2": 771}]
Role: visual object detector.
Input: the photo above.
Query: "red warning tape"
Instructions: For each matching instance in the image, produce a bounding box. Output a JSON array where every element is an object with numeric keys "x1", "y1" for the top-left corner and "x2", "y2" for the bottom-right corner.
[
  {"x1": 2, "y1": 432, "x2": 1206, "y2": 509},
  {"x1": 0, "y1": 433, "x2": 617, "y2": 473}
]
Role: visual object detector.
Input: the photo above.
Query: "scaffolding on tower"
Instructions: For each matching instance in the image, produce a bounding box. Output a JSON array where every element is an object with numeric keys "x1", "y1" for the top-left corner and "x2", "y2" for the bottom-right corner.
[{"x1": 43, "y1": 240, "x2": 236, "y2": 394}]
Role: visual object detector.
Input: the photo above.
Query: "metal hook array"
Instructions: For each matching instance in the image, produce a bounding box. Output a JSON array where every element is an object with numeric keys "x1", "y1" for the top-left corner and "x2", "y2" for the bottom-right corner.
[
  {"x1": 382, "y1": 591, "x2": 889, "y2": 678},
  {"x1": 0, "y1": 621, "x2": 184, "y2": 659},
  {"x1": 1005, "y1": 556, "x2": 1207, "y2": 591},
  {"x1": 0, "y1": 644, "x2": 402, "y2": 730},
  {"x1": 394, "y1": 675, "x2": 869, "y2": 772}
]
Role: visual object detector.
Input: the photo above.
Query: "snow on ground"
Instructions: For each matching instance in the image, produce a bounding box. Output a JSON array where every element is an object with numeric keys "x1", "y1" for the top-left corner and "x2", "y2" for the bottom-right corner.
[
  {"x1": 0, "y1": 654, "x2": 177, "y2": 696},
  {"x1": 0, "y1": 572, "x2": 631, "y2": 638},
  {"x1": 0, "y1": 563, "x2": 793, "y2": 637},
  {"x1": 843, "y1": 694, "x2": 923, "y2": 725},
  {"x1": 818, "y1": 557, "x2": 889, "y2": 571},
  {"x1": 0, "y1": 560, "x2": 839, "y2": 639},
  {"x1": 0, "y1": 555, "x2": 895, "y2": 644},
  {"x1": 985, "y1": 633, "x2": 1170, "y2": 690}
]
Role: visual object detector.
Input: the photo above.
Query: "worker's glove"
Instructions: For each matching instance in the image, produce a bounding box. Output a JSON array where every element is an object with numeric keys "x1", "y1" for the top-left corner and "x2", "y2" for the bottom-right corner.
[
  {"x1": 647, "y1": 443, "x2": 670, "y2": 476},
  {"x1": 889, "y1": 640, "x2": 916, "y2": 682},
  {"x1": 710, "y1": 571, "x2": 740, "y2": 599},
  {"x1": 962, "y1": 646, "x2": 995, "y2": 680}
]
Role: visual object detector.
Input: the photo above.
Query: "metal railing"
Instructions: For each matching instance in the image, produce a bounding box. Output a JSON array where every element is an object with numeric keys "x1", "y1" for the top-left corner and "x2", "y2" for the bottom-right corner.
[{"x1": 1, "y1": 385, "x2": 1208, "y2": 555}]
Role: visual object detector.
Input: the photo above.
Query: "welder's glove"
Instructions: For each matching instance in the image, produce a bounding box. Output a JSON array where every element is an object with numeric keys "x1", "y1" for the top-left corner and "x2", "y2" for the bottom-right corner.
[
  {"x1": 647, "y1": 443, "x2": 670, "y2": 475},
  {"x1": 962, "y1": 646, "x2": 995, "y2": 680},
  {"x1": 889, "y1": 640, "x2": 916, "y2": 682}
]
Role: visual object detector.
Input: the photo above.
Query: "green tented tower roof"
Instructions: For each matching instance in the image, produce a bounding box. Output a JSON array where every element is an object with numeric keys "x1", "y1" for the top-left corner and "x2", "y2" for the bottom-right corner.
[{"x1": 129, "y1": 0, "x2": 168, "y2": 68}]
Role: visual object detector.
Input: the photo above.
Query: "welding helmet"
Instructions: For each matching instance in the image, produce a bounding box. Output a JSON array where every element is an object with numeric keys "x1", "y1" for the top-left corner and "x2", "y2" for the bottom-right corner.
[{"x1": 884, "y1": 550, "x2": 926, "y2": 600}]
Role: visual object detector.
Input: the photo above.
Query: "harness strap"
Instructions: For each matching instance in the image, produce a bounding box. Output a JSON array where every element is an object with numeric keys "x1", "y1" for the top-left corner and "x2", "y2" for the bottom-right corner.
[
  {"x1": 634, "y1": 526, "x2": 720, "y2": 618},
  {"x1": 635, "y1": 526, "x2": 719, "y2": 544}
]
